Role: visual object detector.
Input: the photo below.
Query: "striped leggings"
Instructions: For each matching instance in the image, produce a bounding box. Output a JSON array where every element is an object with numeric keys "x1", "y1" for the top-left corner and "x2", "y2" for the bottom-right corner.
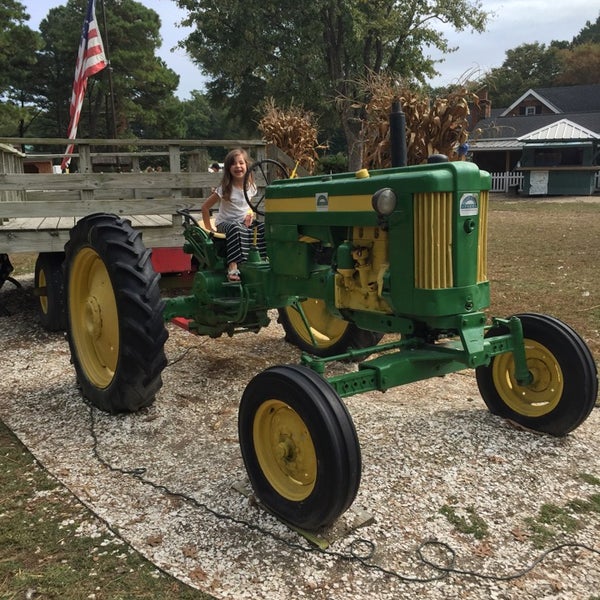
[{"x1": 216, "y1": 221, "x2": 267, "y2": 265}]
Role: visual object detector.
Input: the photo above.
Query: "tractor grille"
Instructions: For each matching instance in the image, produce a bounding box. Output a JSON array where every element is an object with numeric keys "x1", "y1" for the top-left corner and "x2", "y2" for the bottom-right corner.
[
  {"x1": 413, "y1": 190, "x2": 489, "y2": 289},
  {"x1": 477, "y1": 190, "x2": 489, "y2": 283},
  {"x1": 414, "y1": 192, "x2": 454, "y2": 289}
]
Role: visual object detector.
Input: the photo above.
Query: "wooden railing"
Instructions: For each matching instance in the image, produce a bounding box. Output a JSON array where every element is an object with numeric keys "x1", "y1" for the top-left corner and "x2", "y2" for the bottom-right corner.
[{"x1": 0, "y1": 138, "x2": 269, "y2": 254}]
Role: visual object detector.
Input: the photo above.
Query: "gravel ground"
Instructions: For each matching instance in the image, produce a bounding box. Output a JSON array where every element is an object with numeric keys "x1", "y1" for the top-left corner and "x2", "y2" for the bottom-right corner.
[{"x1": 0, "y1": 277, "x2": 599, "y2": 600}]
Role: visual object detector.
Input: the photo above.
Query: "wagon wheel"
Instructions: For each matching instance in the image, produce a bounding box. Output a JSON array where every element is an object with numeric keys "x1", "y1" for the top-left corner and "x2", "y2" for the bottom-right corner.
[
  {"x1": 278, "y1": 298, "x2": 383, "y2": 357},
  {"x1": 475, "y1": 313, "x2": 598, "y2": 436},
  {"x1": 239, "y1": 364, "x2": 361, "y2": 530},
  {"x1": 243, "y1": 159, "x2": 288, "y2": 216},
  {"x1": 34, "y1": 252, "x2": 66, "y2": 331},
  {"x1": 64, "y1": 213, "x2": 168, "y2": 413}
]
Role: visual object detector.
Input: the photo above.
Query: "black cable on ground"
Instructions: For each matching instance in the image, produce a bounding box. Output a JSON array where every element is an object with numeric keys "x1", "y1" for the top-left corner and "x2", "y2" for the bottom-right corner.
[{"x1": 86, "y1": 402, "x2": 600, "y2": 587}]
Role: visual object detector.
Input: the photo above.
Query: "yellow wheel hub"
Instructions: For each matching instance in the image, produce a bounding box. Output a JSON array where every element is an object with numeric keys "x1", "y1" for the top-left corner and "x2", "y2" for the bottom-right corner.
[
  {"x1": 69, "y1": 248, "x2": 119, "y2": 389},
  {"x1": 492, "y1": 339, "x2": 563, "y2": 417},
  {"x1": 38, "y1": 268, "x2": 49, "y2": 315},
  {"x1": 287, "y1": 299, "x2": 348, "y2": 349},
  {"x1": 253, "y1": 399, "x2": 317, "y2": 501}
]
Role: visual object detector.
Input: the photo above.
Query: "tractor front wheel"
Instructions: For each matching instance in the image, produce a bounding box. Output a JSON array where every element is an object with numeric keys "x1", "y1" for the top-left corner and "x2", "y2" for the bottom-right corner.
[
  {"x1": 239, "y1": 364, "x2": 361, "y2": 530},
  {"x1": 64, "y1": 213, "x2": 168, "y2": 413},
  {"x1": 475, "y1": 313, "x2": 598, "y2": 436}
]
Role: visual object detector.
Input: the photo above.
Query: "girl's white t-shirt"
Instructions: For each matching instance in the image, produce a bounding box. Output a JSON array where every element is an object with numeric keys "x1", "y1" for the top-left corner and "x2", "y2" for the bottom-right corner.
[{"x1": 214, "y1": 184, "x2": 256, "y2": 226}]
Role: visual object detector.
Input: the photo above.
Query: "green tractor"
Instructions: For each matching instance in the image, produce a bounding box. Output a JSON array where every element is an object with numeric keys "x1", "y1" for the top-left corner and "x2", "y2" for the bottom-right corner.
[{"x1": 63, "y1": 150, "x2": 598, "y2": 532}]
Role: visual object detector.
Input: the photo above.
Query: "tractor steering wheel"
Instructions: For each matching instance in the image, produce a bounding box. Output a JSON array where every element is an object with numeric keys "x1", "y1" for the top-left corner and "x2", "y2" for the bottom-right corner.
[{"x1": 243, "y1": 159, "x2": 288, "y2": 216}]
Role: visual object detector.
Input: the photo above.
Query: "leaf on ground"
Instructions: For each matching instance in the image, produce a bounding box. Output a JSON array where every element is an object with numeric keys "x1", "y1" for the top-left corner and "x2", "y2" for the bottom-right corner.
[
  {"x1": 145, "y1": 534, "x2": 163, "y2": 547},
  {"x1": 182, "y1": 544, "x2": 198, "y2": 559},
  {"x1": 510, "y1": 526, "x2": 530, "y2": 542},
  {"x1": 473, "y1": 541, "x2": 494, "y2": 557},
  {"x1": 189, "y1": 566, "x2": 208, "y2": 584}
]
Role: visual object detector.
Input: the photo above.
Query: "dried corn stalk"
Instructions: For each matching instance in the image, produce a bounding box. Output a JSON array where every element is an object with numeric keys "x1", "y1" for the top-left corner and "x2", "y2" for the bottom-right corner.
[
  {"x1": 257, "y1": 98, "x2": 326, "y2": 175},
  {"x1": 360, "y1": 72, "x2": 478, "y2": 168}
]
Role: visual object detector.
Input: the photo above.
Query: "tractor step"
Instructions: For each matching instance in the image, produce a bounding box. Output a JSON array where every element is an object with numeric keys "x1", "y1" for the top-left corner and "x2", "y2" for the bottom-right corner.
[{"x1": 212, "y1": 297, "x2": 242, "y2": 308}]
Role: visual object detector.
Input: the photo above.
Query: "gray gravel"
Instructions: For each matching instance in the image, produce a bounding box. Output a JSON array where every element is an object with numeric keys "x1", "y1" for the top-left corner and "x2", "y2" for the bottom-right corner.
[{"x1": 1, "y1": 277, "x2": 599, "y2": 599}]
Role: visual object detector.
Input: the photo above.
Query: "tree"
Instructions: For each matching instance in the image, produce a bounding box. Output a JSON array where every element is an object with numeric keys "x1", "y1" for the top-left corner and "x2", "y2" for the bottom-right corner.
[
  {"x1": 175, "y1": 0, "x2": 489, "y2": 168},
  {"x1": 31, "y1": 0, "x2": 180, "y2": 139},
  {"x1": 482, "y1": 42, "x2": 562, "y2": 108},
  {"x1": 556, "y1": 15, "x2": 600, "y2": 85},
  {"x1": 572, "y1": 13, "x2": 600, "y2": 45},
  {"x1": 0, "y1": 0, "x2": 42, "y2": 135},
  {"x1": 555, "y1": 43, "x2": 600, "y2": 85}
]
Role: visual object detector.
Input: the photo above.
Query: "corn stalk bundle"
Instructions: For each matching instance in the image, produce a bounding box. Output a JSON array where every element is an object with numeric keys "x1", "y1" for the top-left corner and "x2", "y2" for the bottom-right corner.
[
  {"x1": 258, "y1": 98, "x2": 326, "y2": 174},
  {"x1": 360, "y1": 73, "x2": 478, "y2": 168}
]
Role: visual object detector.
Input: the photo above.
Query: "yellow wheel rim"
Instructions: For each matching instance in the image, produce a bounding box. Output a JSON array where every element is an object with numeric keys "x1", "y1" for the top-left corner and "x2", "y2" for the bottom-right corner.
[
  {"x1": 38, "y1": 268, "x2": 49, "y2": 315},
  {"x1": 286, "y1": 299, "x2": 348, "y2": 349},
  {"x1": 253, "y1": 399, "x2": 317, "y2": 501},
  {"x1": 69, "y1": 248, "x2": 119, "y2": 389},
  {"x1": 492, "y1": 339, "x2": 564, "y2": 417}
]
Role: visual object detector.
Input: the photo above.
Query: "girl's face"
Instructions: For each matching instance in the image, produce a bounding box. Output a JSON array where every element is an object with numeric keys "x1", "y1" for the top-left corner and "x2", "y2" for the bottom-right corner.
[{"x1": 229, "y1": 154, "x2": 247, "y2": 181}]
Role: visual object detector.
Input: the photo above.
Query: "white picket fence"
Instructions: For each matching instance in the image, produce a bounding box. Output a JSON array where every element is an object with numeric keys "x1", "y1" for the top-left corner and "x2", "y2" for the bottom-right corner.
[
  {"x1": 490, "y1": 170, "x2": 600, "y2": 193},
  {"x1": 489, "y1": 171, "x2": 524, "y2": 193}
]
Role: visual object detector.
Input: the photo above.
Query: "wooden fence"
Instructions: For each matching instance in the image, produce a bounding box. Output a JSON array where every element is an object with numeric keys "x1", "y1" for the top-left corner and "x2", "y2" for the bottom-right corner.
[
  {"x1": 489, "y1": 171, "x2": 524, "y2": 193},
  {"x1": 0, "y1": 138, "x2": 270, "y2": 254},
  {"x1": 489, "y1": 170, "x2": 600, "y2": 194}
]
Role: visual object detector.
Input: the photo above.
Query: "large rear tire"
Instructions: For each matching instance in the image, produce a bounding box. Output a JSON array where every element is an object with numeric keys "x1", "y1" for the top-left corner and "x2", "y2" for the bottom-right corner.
[
  {"x1": 476, "y1": 313, "x2": 598, "y2": 436},
  {"x1": 239, "y1": 364, "x2": 361, "y2": 530},
  {"x1": 64, "y1": 213, "x2": 168, "y2": 413},
  {"x1": 278, "y1": 298, "x2": 383, "y2": 357},
  {"x1": 34, "y1": 252, "x2": 66, "y2": 331}
]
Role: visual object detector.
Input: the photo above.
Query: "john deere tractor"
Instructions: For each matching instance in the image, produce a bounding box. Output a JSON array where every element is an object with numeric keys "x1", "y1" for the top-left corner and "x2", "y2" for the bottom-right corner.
[{"x1": 63, "y1": 138, "x2": 598, "y2": 531}]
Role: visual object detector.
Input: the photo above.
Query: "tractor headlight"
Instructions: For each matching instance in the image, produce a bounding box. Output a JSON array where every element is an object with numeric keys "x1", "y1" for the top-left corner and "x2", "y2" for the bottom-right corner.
[{"x1": 371, "y1": 188, "x2": 397, "y2": 216}]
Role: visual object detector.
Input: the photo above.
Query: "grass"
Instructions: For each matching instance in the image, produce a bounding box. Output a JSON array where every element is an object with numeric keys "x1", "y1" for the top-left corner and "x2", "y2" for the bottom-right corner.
[
  {"x1": 439, "y1": 505, "x2": 489, "y2": 540},
  {"x1": 0, "y1": 420, "x2": 213, "y2": 600},
  {"x1": 1, "y1": 195, "x2": 599, "y2": 595},
  {"x1": 485, "y1": 198, "x2": 600, "y2": 360}
]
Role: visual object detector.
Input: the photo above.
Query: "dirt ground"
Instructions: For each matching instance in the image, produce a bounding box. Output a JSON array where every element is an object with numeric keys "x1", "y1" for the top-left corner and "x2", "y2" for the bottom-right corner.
[
  {"x1": 0, "y1": 272, "x2": 599, "y2": 599},
  {"x1": 1, "y1": 190, "x2": 599, "y2": 598}
]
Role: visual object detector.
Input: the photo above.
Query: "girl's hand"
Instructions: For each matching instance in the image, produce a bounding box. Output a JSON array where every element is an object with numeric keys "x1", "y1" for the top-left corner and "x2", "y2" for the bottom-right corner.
[{"x1": 243, "y1": 212, "x2": 254, "y2": 227}]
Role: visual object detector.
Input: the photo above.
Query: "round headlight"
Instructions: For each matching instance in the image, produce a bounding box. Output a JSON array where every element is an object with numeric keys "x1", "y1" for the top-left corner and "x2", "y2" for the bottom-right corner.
[{"x1": 371, "y1": 188, "x2": 397, "y2": 216}]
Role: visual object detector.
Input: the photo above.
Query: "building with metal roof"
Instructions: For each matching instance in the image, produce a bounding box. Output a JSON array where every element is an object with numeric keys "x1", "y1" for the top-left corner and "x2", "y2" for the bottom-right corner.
[{"x1": 469, "y1": 85, "x2": 600, "y2": 194}]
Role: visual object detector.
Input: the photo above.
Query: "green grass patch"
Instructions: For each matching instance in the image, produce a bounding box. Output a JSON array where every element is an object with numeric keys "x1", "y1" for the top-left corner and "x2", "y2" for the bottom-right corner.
[
  {"x1": 579, "y1": 473, "x2": 600, "y2": 486},
  {"x1": 439, "y1": 504, "x2": 489, "y2": 540},
  {"x1": 525, "y1": 492, "x2": 600, "y2": 549},
  {"x1": 0, "y1": 419, "x2": 213, "y2": 600}
]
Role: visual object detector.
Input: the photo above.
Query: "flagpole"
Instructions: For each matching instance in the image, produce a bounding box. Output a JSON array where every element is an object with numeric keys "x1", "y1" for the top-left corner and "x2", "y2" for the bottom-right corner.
[
  {"x1": 99, "y1": 0, "x2": 119, "y2": 168},
  {"x1": 60, "y1": 0, "x2": 108, "y2": 172}
]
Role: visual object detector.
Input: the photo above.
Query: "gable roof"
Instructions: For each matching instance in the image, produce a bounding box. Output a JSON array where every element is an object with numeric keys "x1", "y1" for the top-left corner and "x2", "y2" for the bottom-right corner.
[
  {"x1": 500, "y1": 84, "x2": 600, "y2": 117},
  {"x1": 474, "y1": 112, "x2": 600, "y2": 140},
  {"x1": 518, "y1": 118, "x2": 600, "y2": 142}
]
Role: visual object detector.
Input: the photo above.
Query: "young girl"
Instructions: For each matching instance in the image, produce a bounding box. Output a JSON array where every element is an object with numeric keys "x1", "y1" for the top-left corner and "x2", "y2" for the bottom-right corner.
[{"x1": 201, "y1": 148, "x2": 267, "y2": 281}]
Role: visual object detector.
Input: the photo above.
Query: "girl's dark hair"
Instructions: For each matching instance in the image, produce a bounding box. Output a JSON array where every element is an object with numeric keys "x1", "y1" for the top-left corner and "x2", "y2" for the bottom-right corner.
[{"x1": 220, "y1": 148, "x2": 254, "y2": 202}]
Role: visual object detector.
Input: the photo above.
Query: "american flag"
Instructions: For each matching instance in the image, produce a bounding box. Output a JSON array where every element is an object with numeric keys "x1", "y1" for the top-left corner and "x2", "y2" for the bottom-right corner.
[{"x1": 61, "y1": 0, "x2": 107, "y2": 171}]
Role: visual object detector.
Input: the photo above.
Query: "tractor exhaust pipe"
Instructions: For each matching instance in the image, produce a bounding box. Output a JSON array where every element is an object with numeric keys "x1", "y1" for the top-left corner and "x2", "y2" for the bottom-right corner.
[{"x1": 390, "y1": 99, "x2": 407, "y2": 167}]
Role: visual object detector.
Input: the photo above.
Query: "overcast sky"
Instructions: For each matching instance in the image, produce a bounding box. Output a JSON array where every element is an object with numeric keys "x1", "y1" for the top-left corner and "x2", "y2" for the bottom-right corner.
[{"x1": 20, "y1": 0, "x2": 600, "y2": 99}]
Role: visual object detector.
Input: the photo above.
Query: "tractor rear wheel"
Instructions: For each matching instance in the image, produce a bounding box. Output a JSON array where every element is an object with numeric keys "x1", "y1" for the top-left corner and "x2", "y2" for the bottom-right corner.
[
  {"x1": 34, "y1": 252, "x2": 66, "y2": 331},
  {"x1": 278, "y1": 298, "x2": 383, "y2": 357},
  {"x1": 475, "y1": 313, "x2": 598, "y2": 436},
  {"x1": 64, "y1": 213, "x2": 168, "y2": 413},
  {"x1": 239, "y1": 364, "x2": 361, "y2": 530}
]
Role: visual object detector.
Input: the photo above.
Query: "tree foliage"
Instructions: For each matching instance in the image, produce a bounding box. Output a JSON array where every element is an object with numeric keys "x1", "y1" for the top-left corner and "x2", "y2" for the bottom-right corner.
[
  {"x1": 0, "y1": 0, "x2": 42, "y2": 135},
  {"x1": 480, "y1": 15, "x2": 600, "y2": 107},
  {"x1": 482, "y1": 43, "x2": 562, "y2": 108},
  {"x1": 176, "y1": 0, "x2": 489, "y2": 167},
  {"x1": 32, "y1": 0, "x2": 181, "y2": 138},
  {"x1": 572, "y1": 13, "x2": 600, "y2": 45},
  {"x1": 555, "y1": 43, "x2": 600, "y2": 85}
]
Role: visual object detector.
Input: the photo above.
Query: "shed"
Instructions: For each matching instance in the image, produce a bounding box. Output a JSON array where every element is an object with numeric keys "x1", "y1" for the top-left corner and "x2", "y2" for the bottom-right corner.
[{"x1": 517, "y1": 119, "x2": 599, "y2": 196}]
